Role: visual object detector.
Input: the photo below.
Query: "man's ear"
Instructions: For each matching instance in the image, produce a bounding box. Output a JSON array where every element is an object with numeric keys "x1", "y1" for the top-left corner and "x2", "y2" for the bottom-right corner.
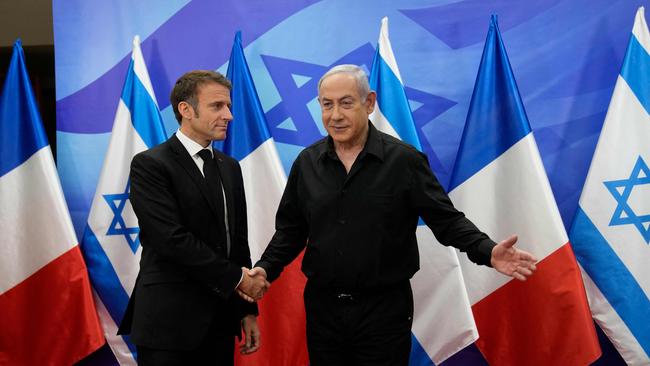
[
  {"x1": 365, "y1": 91, "x2": 377, "y2": 114},
  {"x1": 178, "y1": 101, "x2": 195, "y2": 121}
]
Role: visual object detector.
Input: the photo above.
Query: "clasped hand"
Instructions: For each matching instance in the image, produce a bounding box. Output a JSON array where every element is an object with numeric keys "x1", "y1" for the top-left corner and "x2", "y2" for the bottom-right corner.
[{"x1": 236, "y1": 267, "x2": 270, "y2": 302}]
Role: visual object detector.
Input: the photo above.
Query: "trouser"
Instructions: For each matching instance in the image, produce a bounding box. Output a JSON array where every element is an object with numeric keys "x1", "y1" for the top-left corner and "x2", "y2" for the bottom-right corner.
[
  {"x1": 304, "y1": 280, "x2": 414, "y2": 366},
  {"x1": 136, "y1": 319, "x2": 235, "y2": 366}
]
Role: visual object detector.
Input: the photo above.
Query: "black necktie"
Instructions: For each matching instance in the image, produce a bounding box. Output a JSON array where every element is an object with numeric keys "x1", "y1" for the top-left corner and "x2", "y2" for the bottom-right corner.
[{"x1": 197, "y1": 149, "x2": 229, "y2": 255}]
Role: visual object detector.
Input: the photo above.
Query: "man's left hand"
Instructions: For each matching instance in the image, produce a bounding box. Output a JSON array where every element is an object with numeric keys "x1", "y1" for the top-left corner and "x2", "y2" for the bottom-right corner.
[
  {"x1": 240, "y1": 315, "x2": 261, "y2": 355},
  {"x1": 491, "y1": 234, "x2": 538, "y2": 281}
]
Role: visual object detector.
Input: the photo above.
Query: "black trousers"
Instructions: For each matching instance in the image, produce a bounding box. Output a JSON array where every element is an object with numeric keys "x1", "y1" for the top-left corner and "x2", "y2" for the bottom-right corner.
[
  {"x1": 304, "y1": 280, "x2": 414, "y2": 366},
  {"x1": 136, "y1": 319, "x2": 235, "y2": 366}
]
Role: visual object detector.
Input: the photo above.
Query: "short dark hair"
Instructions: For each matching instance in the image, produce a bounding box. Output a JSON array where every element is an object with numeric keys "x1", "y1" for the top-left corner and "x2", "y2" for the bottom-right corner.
[{"x1": 170, "y1": 70, "x2": 232, "y2": 123}]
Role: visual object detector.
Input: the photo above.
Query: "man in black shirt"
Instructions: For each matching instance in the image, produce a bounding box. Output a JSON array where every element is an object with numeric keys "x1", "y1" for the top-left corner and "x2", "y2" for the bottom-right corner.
[{"x1": 247, "y1": 64, "x2": 537, "y2": 365}]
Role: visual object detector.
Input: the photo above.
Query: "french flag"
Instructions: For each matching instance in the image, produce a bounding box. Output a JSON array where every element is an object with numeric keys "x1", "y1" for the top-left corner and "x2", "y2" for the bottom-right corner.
[
  {"x1": 447, "y1": 16, "x2": 601, "y2": 365},
  {"x1": 222, "y1": 32, "x2": 308, "y2": 365},
  {"x1": 0, "y1": 40, "x2": 104, "y2": 365},
  {"x1": 368, "y1": 17, "x2": 478, "y2": 365}
]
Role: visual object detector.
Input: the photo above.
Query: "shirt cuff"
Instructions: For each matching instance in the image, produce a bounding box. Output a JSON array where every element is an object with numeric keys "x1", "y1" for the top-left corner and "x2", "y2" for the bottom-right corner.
[{"x1": 235, "y1": 270, "x2": 244, "y2": 289}]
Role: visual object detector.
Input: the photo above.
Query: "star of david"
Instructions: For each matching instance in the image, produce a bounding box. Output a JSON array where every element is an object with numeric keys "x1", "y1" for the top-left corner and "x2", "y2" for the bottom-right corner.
[
  {"x1": 604, "y1": 155, "x2": 650, "y2": 243},
  {"x1": 260, "y1": 43, "x2": 456, "y2": 173},
  {"x1": 103, "y1": 179, "x2": 140, "y2": 253}
]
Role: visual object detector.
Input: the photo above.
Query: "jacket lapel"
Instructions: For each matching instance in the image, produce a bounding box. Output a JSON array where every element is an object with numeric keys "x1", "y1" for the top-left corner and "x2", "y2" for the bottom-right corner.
[{"x1": 168, "y1": 135, "x2": 221, "y2": 218}]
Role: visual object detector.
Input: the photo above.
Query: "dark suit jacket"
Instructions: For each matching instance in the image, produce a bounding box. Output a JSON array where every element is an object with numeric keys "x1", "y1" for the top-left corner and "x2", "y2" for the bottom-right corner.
[{"x1": 118, "y1": 135, "x2": 257, "y2": 350}]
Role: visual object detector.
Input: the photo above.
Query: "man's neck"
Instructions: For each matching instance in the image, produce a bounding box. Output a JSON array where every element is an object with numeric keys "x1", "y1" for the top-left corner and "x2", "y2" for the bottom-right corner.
[
  {"x1": 333, "y1": 124, "x2": 368, "y2": 155},
  {"x1": 179, "y1": 124, "x2": 211, "y2": 148}
]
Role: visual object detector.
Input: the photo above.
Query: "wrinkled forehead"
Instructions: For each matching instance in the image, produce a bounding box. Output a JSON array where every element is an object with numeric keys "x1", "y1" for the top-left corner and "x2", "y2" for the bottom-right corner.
[{"x1": 318, "y1": 73, "x2": 361, "y2": 100}]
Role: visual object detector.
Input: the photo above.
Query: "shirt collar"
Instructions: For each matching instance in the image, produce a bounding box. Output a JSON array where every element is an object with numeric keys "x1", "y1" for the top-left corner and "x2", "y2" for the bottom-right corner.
[
  {"x1": 319, "y1": 121, "x2": 384, "y2": 162},
  {"x1": 176, "y1": 130, "x2": 213, "y2": 158}
]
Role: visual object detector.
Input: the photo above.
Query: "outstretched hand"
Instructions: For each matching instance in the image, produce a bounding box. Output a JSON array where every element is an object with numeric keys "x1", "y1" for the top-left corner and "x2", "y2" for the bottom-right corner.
[
  {"x1": 236, "y1": 267, "x2": 270, "y2": 302},
  {"x1": 491, "y1": 235, "x2": 538, "y2": 281}
]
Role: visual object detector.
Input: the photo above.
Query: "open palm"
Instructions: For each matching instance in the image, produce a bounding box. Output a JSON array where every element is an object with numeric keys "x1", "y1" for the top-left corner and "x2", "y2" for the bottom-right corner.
[{"x1": 491, "y1": 235, "x2": 538, "y2": 281}]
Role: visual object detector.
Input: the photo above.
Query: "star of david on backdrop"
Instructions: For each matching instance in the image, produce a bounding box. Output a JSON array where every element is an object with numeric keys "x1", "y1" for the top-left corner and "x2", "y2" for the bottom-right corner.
[
  {"x1": 604, "y1": 155, "x2": 650, "y2": 243},
  {"x1": 261, "y1": 43, "x2": 456, "y2": 173},
  {"x1": 103, "y1": 179, "x2": 140, "y2": 253}
]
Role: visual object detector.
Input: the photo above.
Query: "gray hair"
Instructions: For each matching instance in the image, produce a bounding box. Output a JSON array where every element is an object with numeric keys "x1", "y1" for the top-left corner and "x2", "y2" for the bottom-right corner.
[{"x1": 317, "y1": 64, "x2": 371, "y2": 101}]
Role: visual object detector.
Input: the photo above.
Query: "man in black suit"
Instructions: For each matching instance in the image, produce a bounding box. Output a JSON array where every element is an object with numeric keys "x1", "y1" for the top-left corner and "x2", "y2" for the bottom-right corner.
[{"x1": 119, "y1": 70, "x2": 269, "y2": 365}]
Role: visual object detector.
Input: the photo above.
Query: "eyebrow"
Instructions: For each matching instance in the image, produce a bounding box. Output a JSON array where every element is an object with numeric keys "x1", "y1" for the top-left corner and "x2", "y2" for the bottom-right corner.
[
  {"x1": 208, "y1": 101, "x2": 230, "y2": 107},
  {"x1": 321, "y1": 95, "x2": 354, "y2": 102}
]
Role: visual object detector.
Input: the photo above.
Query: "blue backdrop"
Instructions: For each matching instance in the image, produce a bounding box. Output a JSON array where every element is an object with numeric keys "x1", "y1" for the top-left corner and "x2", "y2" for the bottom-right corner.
[{"x1": 53, "y1": 1, "x2": 647, "y2": 364}]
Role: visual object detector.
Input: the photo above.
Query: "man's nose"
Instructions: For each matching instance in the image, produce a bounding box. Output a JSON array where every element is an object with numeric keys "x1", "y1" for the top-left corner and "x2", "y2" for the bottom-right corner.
[
  {"x1": 331, "y1": 105, "x2": 343, "y2": 120},
  {"x1": 224, "y1": 106, "x2": 233, "y2": 121}
]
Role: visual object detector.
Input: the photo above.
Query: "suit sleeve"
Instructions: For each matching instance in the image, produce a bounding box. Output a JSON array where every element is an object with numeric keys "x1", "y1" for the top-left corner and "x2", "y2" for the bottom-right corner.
[
  {"x1": 255, "y1": 158, "x2": 309, "y2": 282},
  {"x1": 129, "y1": 153, "x2": 243, "y2": 298},
  {"x1": 409, "y1": 151, "x2": 496, "y2": 266},
  {"x1": 232, "y1": 160, "x2": 258, "y2": 317}
]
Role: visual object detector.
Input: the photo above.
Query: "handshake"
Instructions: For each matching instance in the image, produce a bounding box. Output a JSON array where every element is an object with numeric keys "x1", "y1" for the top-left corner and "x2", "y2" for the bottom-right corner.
[{"x1": 236, "y1": 267, "x2": 271, "y2": 303}]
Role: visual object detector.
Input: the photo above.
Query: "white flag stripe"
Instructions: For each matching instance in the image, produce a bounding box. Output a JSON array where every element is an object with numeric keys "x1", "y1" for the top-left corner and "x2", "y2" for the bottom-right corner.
[
  {"x1": 87, "y1": 101, "x2": 148, "y2": 294},
  {"x1": 369, "y1": 106, "x2": 400, "y2": 140},
  {"x1": 239, "y1": 138, "x2": 287, "y2": 263},
  {"x1": 377, "y1": 17, "x2": 403, "y2": 83},
  {"x1": 0, "y1": 147, "x2": 77, "y2": 294},
  {"x1": 450, "y1": 134, "x2": 568, "y2": 304},
  {"x1": 578, "y1": 77, "x2": 650, "y2": 295},
  {"x1": 580, "y1": 266, "x2": 648, "y2": 365},
  {"x1": 633, "y1": 8, "x2": 650, "y2": 53},
  {"x1": 411, "y1": 226, "x2": 477, "y2": 363},
  {"x1": 93, "y1": 292, "x2": 136, "y2": 366},
  {"x1": 131, "y1": 35, "x2": 158, "y2": 104}
]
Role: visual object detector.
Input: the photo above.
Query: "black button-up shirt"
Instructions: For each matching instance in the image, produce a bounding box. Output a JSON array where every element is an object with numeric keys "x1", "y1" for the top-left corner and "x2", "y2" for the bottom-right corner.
[{"x1": 257, "y1": 122, "x2": 495, "y2": 290}]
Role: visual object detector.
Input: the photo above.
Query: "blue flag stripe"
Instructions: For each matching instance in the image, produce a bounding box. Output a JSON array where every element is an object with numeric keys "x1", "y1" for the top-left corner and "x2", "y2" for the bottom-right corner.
[
  {"x1": 369, "y1": 48, "x2": 422, "y2": 151},
  {"x1": 223, "y1": 31, "x2": 271, "y2": 161},
  {"x1": 120, "y1": 60, "x2": 168, "y2": 149},
  {"x1": 0, "y1": 40, "x2": 49, "y2": 177},
  {"x1": 448, "y1": 16, "x2": 532, "y2": 191},
  {"x1": 570, "y1": 207, "x2": 650, "y2": 357},
  {"x1": 80, "y1": 226, "x2": 137, "y2": 356},
  {"x1": 409, "y1": 333, "x2": 435, "y2": 366},
  {"x1": 621, "y1": 35, "x2": 650, "y2": 115}
]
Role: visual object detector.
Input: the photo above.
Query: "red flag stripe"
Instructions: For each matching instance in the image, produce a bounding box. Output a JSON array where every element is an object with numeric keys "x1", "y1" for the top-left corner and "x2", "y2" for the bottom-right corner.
[
  {"x1": 0, "y1": 245, "x2": 104, "y2": 365},
  {"x1": 235, "y1": 253, "x2": 309, "y2": 366},
  {"x1": 472, "y1": 243, "x2": 601, "y2": 366}
]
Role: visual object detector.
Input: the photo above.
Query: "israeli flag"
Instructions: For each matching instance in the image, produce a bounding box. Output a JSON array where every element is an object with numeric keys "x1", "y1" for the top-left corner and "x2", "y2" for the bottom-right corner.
[
  {"x1": 368, "y1": 17, "x2": 478, "y2": 365},
  {"x1": 80, "y1": 36, "x2": 167, "y2": 364},
  {"x1": 569, "y1": 7, "x2": 650, "y2": 365}
]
